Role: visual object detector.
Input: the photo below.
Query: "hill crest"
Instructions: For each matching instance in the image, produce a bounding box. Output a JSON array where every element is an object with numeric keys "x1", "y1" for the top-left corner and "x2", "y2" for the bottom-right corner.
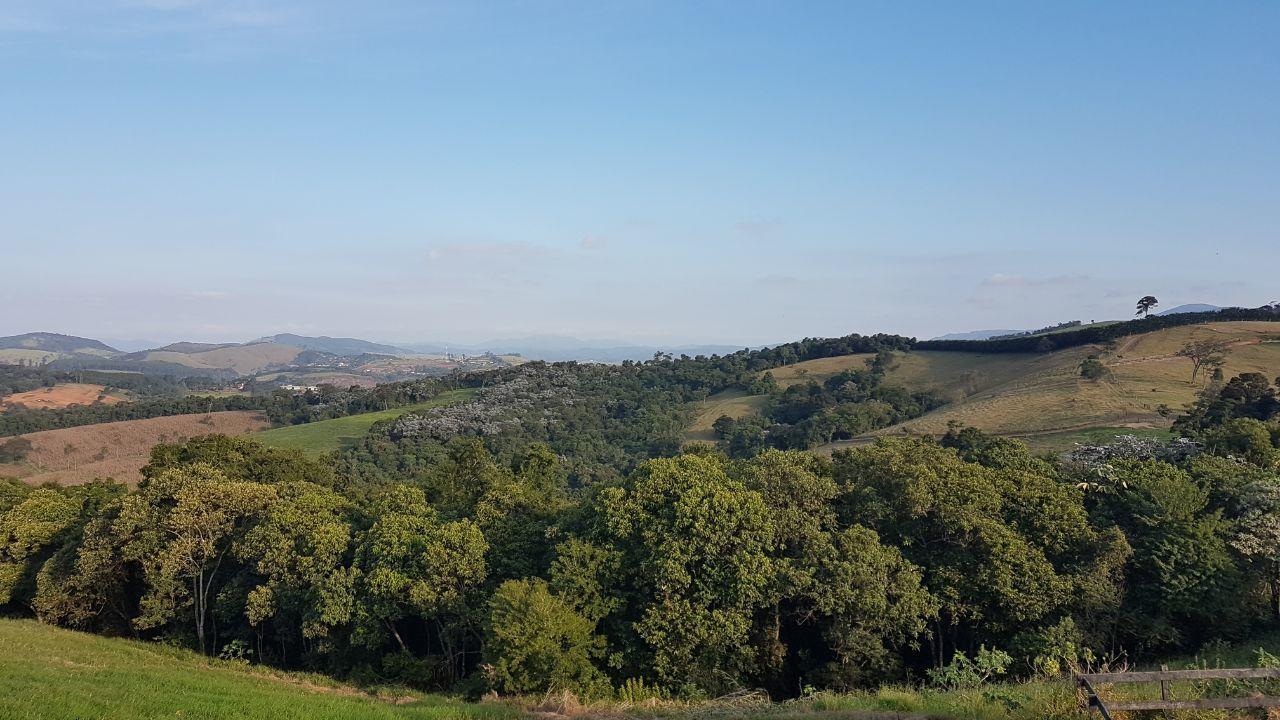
[{"x1": 0, "y1": 332, "x2": 118, "y2": 354}]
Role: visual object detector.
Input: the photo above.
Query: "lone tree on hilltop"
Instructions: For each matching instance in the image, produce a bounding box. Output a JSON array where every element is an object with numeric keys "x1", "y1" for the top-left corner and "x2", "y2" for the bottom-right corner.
[
  {"x1": 1176, "y1": 338, "x2": 1232, "y2": 384},
  {"x1": 1136, "y1": 295, "x2": 1159, "y2": 317}
]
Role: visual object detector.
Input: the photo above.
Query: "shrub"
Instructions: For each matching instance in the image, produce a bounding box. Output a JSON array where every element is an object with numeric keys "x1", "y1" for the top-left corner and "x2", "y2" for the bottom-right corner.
[
  {"x1": 926, "y1": 646, "x2": 1013, "y2": 690},
  {"x1": 483, "y1": 578, "x2": 607, "y2": 698},
  {"x1": 1079, "y1": 356, "x2": 1107, "y2": 380},
  {"x1": 1010, "y1": 617, "x2": 1088, "y2": 677},
  {"x1": 0, "y1": 437, "x2": 32, "y2": 463}
]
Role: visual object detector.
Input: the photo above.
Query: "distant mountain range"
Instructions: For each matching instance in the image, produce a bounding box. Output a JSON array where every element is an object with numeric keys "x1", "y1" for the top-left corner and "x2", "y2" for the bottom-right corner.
[
  {"x1": 1156, "y1": 303, "x2": 1222, "y2": 316},
  {"x1": 254, "y1": 334, "x2": 411, "y2": 357},
  {"x1": 400, "y1": 335, "x2": 749, "y2": 362},
  {"x1": 0, "y1": 332, "x2": 119, "y2": 355},
  {"x1": 0, "y1": 303, "x2": 1237, "y2": 376},
  {"x1": 929, "y1": 329, "x2": 1022, "y2": 342}
]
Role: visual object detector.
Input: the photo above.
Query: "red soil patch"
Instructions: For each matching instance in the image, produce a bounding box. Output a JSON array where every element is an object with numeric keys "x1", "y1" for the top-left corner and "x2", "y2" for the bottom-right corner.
[
  {"x1": 0, "y1": 411, "x2": 270, "y2": 486},
  {"x1": 0, "y1": 384, "x2": 126, "y2": 411}
]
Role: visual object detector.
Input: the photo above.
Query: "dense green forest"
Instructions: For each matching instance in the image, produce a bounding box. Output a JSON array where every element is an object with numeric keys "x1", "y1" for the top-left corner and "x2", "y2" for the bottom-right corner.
[{"x1": 3, "y1": 338, "x2": 1280, "y2": 702}]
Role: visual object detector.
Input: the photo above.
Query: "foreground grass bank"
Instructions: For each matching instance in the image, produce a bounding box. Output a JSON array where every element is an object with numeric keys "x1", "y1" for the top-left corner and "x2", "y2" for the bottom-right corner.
[
  {"x1": 9, "y1": 618, "x2": 1280, "y2": 720},
  {"x1": 252, "y1": 388, "x2": 477, "y2": 455},
  {"x1": 0, "y1": 619, "x2": 516, "y2": 720}
]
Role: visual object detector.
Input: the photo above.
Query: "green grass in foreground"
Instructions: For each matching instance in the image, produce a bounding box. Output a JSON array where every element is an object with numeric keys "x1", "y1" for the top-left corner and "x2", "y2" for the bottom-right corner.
[
  {"x1": 7, "y1": 618, "x2": 1280, "y2": 720},
  {"x1": 253, "y1": 389, "x2": 477, "y2": 456},
  {"x1": 0, "y1": 619, "x2": 516, "y2": 720}
]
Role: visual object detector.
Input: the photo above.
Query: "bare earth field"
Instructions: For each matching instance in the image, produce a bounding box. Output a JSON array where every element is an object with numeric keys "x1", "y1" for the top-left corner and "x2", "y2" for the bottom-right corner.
[
  {"x1": 0, "y1": 383, "x2": 127, "y2": 411},
  {"x1": 0, "y1": 411, "x2": 269, "y2": 486}
]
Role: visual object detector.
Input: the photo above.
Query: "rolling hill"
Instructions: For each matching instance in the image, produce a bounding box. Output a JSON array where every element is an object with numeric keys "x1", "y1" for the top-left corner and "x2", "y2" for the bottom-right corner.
[
  {"x1": 0, "y1": 333, "x2": 120, "y2": 365},
  {"x1": 0, "y1": 332, "x2": 118, "y2": 355},
  {"x1": 128, "y1": 342, "x2": 305, "y2": 376},
  {"x1": 688, "y1": 320, "x2": 1280, "y2": 454},
  {"x1": 875, "y1": 321, "x2": 1280, "y2": 437}
]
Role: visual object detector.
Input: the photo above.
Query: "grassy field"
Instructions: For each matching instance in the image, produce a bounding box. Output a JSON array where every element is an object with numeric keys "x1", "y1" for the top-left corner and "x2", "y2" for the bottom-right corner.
[
  {"x1": 253, "y1": 389, "x2": 477, "y2": 456},
  {"x1": 687, "y1": 322, "x2": 1280, "y2": 452},
  {"x1": 0, "y1": 619, "x2": 517, "y2": 720},
  {"x1": 1016, "y1": 425, "x2": 1175, "y2": 454}
]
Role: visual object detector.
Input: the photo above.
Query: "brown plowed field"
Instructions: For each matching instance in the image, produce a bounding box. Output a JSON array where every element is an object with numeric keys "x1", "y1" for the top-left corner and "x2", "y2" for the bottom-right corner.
[
  {"x1": 0, "y1": 411, "x2": 270, "y2": 486},
  {"x1": 0, "y1": 384, "x2": 127, "y2": 411}
]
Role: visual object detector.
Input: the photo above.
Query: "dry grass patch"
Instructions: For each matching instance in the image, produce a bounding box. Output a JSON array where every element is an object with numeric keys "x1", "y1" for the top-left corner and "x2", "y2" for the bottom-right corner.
[
  {"x1": 768, "y1": 354, "x2": 875, "y2": 388},
  {"x1": 0, "y1": 411, "x2": 269, "y2": 486},
  {"x1": 0, "y1": 349, "x2": 60, "y2": 365},
  {"x1": 685, "y1": 390, "x2": 768, "y2": 443}
]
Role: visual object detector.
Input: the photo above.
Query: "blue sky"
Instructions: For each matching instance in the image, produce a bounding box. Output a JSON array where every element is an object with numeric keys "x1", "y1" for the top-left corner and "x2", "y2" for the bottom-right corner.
[{"x1": 1, "y1": 1, "x2": 1276, "y2": 346}]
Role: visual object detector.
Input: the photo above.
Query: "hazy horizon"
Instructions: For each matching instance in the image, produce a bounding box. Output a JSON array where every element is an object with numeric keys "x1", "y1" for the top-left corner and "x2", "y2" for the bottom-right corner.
[
  {"x1": 3, "y1": 2, "x2": 1276, "y2": 345},
  {"x1": 1, "y1": 298, "x2": 1253, "y2": 353}
]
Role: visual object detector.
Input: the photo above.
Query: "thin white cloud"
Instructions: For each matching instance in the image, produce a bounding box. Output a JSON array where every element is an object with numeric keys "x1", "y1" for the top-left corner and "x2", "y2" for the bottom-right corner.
[
  {"x1": 754, "y1": 274, "x2": 801, "y2": 289},
  {"x1": 426, "y1": 241, "x2": 555, "y2": 263},
  {"x1": 732, "y1": 218, "x2": 783, "y2": 240},
  {"x1": 980, "y1": 273, "x2": 1089, "y2": 289},
  {"x1": 0, "y1": 0, "x2": 307, "y2": 36}
]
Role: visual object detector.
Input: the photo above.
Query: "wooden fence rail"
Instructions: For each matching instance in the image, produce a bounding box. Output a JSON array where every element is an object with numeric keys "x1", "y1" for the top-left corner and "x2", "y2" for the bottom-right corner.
[{"x1": 1078, "y1": 667, "x2": 1280, "y2": 718}]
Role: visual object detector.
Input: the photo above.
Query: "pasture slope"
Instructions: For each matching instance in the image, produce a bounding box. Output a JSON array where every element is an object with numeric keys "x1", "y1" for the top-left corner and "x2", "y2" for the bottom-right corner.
[
  {"x1": 137, "y1": 341, "x2": 303, "y2": 375},
  {"x1": 252, "y1": 389, "x2": 478, "y2": 456},
  {"x1": 686, "y1": 321, "x2": 1280, "y2": 453},
  {"x1": 0, "y1": 411, "x2": 269, "y2": 486},
  {"x1": 0, "y1": 620, "x2": 516, "y2": 720}
]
